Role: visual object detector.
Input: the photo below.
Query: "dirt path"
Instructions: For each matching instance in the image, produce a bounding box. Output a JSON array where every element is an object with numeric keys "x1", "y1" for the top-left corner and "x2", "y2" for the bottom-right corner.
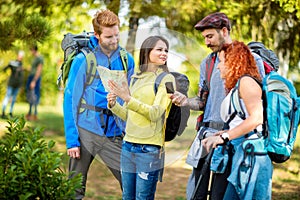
[
  {"x1": 1, "y1": 117, "x2": 299, "y2": 200},
  {"x1": 85, "y1": 152, "x2": 192, "y2": 200},
  {"x1": 84, "y1": 147, "x2": 300, "y2": 200}
]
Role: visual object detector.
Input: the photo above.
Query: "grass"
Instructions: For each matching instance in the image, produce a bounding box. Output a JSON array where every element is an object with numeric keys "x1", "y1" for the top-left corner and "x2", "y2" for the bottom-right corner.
[{"x1": 0, "y1": 104, "x2": 300, "y2": 199}]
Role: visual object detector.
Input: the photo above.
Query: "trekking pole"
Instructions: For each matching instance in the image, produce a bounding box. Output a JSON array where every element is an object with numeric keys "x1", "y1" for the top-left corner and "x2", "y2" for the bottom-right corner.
[{"x1": 191, "y1": 148, "x2": 215, "y2": 200}]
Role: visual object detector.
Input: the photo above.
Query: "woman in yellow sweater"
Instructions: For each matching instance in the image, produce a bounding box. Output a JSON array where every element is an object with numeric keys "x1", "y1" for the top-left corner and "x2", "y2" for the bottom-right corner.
[{"x1": 107, "y1": 35, "x2": 176, "y2": 200}]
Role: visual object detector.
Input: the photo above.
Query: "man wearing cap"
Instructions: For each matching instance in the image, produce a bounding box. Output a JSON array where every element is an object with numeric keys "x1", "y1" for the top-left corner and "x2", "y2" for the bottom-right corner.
[{"x1": 171, "y1": 12, "x2": 265, "y2": 199}]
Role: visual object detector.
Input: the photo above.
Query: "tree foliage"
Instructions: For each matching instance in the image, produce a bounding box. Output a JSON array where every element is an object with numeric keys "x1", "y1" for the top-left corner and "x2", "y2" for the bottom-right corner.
[
  {"x1": 0, "y1": 0, "x2": 299, "y2": 105},
  {"x1": 0, "y1": 0, "x2": 102, "y2": 104},
  {"x1": 276, "y1": 0, "x2": 300, "y2": 18},
  {"x1": 160, "y1": 0, "x2": 300, "y2": 69},
  {"x1": 0, "y1": 0, "x2": 53, "y2": 51}
]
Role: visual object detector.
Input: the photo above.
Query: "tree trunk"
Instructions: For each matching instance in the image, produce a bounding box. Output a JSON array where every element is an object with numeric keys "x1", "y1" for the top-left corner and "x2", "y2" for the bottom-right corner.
[{"x1": 126, "y1": 16, "x2": 139, "y2": 56}]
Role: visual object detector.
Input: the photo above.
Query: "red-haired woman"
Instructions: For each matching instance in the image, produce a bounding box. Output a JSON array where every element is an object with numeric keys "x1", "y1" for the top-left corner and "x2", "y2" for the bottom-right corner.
[{"x1": 202, "y1": 41, "x2": 273, "y2": 200}]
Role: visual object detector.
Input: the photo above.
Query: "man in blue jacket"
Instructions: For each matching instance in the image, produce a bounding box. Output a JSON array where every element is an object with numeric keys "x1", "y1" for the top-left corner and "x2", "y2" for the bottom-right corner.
[{"x1": 63, "y1": 9, "x2": 134, "y2": 199}]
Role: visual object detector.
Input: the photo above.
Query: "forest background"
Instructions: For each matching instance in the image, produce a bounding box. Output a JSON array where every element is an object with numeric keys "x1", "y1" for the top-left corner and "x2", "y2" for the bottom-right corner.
[
  {"x1": 0, "y1": 0, "x2": 300, "y2": 103},
  {"x1": 0, "y1": 0, "x2": 300, "y2": 199}
]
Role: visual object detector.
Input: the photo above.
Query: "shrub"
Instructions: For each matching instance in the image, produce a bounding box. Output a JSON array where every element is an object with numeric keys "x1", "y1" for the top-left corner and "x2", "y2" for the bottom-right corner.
[{"x1": 0, "y1": 117, "x2": 82, "y2": 199}]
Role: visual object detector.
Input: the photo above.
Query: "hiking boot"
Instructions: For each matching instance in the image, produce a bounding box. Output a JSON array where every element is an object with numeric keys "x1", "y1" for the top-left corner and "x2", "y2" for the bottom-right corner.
[
  {"x1": 25, "y1": 114, "x2": 32, "y2": 121},
  {"x1": 9, "y1": 113, "x2": 13, "y2": 118},
  {"x1": 1, "y1": 113, "x2": 7, "y2": 119},
  {"x1": 32, "y1": 115, "x2": 38, "y2": 121}
]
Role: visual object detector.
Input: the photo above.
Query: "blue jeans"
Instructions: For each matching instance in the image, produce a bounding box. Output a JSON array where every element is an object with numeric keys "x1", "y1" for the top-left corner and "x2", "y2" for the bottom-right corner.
[
  {"x1": 2, "y1": 86, "x2": 20, "y2": 114},
  {"x1": 26, "y1": 75, "x2": 41, "y2": 115},
  {"x1": 224, "y1": 141, "x2": 272, "y2": 200},
  {"x1": 121, "y1": 141, "x2": 163, "y2": 200}
]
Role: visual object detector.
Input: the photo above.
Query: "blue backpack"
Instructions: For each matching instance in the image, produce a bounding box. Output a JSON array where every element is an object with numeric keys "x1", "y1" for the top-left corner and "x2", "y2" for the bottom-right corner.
[{"x1": 231, "y1": 72, "x2": 300, "y2": 163}]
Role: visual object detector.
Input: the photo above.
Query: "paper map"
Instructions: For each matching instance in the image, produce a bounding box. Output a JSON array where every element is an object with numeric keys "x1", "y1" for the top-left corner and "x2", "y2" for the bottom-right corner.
[{"x1": 96, "y1": 66, "x2": 127, "y2": 92}]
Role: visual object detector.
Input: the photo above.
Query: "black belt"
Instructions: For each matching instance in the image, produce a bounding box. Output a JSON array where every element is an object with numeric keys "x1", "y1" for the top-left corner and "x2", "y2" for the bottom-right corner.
[
  {"x1": 200, "y1": 121, "x2": 224, "y2": 130},
  {"x1": 125, "y1": 141, "x2": 161, "y2": 149}
]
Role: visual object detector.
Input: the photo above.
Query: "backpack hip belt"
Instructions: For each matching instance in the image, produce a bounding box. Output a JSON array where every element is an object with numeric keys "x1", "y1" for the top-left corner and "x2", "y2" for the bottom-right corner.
[
  {"x1": 80, "y1": 103, "x2": 113, "y2": 115},
  {"x1": 80, "y1": 103, "x2": 113, "y2": 130}
]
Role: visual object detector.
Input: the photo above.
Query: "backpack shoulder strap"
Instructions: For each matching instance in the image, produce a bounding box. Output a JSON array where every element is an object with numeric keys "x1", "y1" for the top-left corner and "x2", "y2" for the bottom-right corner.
[
  {"x1": 81, "y1": 47, "x2": 97, "y2": 86},
  {"x1": 224, "y1": 78, "x2": 246, "y2": 128},
  {"x1": 130, "y1": 72, "x2": 169, "y2": 95},
  {"x1": 131, "y1": 77, "x2": 138, "y2": 87},
  {"x1": 120, "y1": 48, "x2": 128, "y2": 72},
  {"x1": 231, "y1": 79, "x2": 246, "y2": 120},
  {"x1": 231, "y1": 75, "x2": 262, "y2": 120},
  {"x1": 61, "y1": 50, "x2": 77, "y2": 85},
  {"x1": 154, "y1": 72, "x2": 169, "y2": 94},
  {"x1": 205, "y1": 52, "x2": 217, "y2": 90}
]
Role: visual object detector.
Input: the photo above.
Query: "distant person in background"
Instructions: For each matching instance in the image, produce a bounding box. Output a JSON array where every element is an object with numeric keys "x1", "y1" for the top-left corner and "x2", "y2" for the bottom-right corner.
[
  {"x1": 26, "y1": 44, "x2": 43, "y2": 121},
  {"x1": 1, "y1": 50, "x2": 25, "y2": 119}
]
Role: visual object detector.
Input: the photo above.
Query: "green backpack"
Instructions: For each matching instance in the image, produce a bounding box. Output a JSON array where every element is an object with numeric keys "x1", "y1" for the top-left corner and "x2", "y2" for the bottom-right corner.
[{"x1": 57, "y1": 31, "x2": 128, "y2": 88}]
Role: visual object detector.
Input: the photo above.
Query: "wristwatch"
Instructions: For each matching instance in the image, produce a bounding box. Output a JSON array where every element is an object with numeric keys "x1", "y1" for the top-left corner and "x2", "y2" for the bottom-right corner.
[{"x1": 220, "y1": 132, "x2": 230, "y2": 143}]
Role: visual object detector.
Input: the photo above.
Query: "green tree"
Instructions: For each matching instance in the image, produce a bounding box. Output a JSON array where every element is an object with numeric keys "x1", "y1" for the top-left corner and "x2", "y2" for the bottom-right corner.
[
  {"x1": 0, "y1": 0, "x2": 103, "y2": 104},
  {"x1": 1, "y1": 0, "x2": 300, "y2": 104},
  {"x1": 0, "y1": 0, "x2": 52, "y2": 51},
  {"x1": 276, "y1": 0, "x2": 300, "y2": 18},
  {"x1": 159, "y1": 0, "x2": 300, "y2": 73}
]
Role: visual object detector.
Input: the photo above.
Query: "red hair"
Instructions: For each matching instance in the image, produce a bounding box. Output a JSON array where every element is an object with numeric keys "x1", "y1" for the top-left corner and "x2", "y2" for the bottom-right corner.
[{"x1": 221, "y1": 41, "x2": 261, "y2": 92}]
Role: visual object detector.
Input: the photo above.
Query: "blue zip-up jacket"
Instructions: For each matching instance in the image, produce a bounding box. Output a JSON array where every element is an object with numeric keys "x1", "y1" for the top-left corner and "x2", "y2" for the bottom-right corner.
[{"x1": 63, "y1": 35, "x2": 135, "y2": 149}]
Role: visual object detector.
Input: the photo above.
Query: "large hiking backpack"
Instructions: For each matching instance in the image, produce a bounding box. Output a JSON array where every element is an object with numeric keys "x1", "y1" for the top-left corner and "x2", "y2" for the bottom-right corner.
[
  {"x1": 57, "y1": 31, "x2": 128, "y2": 88},
  {"x1": 247, "y1": 41, "x2": 280, "y2": 74},
  {"x1": 231, "y1": 73, "x2": 300, "y2": 163},
  {"x1": 155, "y1": 72, "x2": 190, "y2": 141}
]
